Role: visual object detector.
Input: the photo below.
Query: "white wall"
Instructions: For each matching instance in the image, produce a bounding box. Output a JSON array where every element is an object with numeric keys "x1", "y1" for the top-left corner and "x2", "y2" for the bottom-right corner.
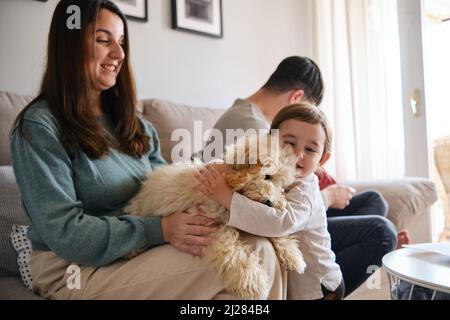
[{"x1": 0, "y1": 0, "x2": 311, "y2": 109}]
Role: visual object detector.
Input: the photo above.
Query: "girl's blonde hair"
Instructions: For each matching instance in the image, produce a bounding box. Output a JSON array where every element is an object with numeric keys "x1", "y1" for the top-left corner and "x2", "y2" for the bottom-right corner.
[{"x1": 270, "y1": 103, "x2": 332, "y2": 156}]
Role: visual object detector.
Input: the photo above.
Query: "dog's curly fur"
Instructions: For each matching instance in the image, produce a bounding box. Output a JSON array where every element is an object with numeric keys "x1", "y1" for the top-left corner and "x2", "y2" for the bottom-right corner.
[{"x1": 125, "y1": 134, "x2": 306, "y2": 299}]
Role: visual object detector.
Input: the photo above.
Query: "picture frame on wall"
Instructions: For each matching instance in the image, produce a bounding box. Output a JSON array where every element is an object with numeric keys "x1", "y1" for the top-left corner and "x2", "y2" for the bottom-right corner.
[
  {"x1": 172, "y1": 0, "x2": 223, "y2": 39},
  {"x1": 112, "y1": 0, "x2": 148, "y2": 22}
]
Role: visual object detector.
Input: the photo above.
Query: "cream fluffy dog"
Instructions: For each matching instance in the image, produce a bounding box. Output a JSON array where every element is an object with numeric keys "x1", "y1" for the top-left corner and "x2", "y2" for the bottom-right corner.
[{"x1": 125, "y1": 133, "x2": 306, "y2": 299}]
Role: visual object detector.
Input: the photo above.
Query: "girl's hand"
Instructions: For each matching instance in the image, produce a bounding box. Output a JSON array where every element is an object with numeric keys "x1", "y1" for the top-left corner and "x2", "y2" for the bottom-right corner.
[
  {"x1": 161, "y1": 209, "x2": 220, "y2": 257},
  {"x1": 194, "y1": 164, "x2": 234, "y2": 209}
]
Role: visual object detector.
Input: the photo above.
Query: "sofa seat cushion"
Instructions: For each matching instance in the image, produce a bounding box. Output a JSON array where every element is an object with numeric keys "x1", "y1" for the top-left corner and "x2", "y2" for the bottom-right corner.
[
  {"x1": 0, "y1": 166, "x2": 30, "y2": 276},
  {"x1": 346, "y1": 177, "x2": 438, "y2": 229},
  {"x1": 0, "y1": 91, "x2": 33, "y2": 165},
  {"x1": 11, "y1": 225, "x2": 32, "y2": 290},
  {"x1": 141, "y1": 99, "x2": 225, "y2": 163},
  {"x1": 0, "y1": 275, "x2": 44, "y2": 300}
]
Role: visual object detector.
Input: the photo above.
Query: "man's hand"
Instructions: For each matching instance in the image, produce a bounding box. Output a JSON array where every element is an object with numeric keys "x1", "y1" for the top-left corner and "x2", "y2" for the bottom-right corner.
[
  {"x1": 161, "y1": 211, "x2": 220, "y2": 257},
  {"x1": 323, "y1": 184, "x2": 356, "y2": 209}
]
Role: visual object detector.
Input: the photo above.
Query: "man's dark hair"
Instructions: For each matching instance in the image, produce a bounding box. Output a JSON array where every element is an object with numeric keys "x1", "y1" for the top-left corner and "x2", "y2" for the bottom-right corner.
[{"x1": 262, "y1": 56, "x2": 324, "y2": 105}]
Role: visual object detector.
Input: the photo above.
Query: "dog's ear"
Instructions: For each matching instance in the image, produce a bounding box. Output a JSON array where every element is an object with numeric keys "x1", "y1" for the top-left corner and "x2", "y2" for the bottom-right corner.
[
  {"x1": 225, "y1": 170, "x2": 255, "y2": 191},
  {"x1": 257, "y1": 156, "x2": 274, "y2": 169}
]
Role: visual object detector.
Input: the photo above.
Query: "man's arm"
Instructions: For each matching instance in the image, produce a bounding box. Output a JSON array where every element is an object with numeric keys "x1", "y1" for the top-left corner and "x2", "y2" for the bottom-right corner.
[
  {"x1": 317, "y1": 169, "x2": 355, "y2": 210},
  {"x1": 321, "y1": 185, "x2": 355, "y2": 210}
]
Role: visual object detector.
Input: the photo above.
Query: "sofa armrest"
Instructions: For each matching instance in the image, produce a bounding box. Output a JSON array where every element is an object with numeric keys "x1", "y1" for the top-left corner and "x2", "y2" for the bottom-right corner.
[{"x1": 344, "y1": 178, "x2": 438, "y2": 230}]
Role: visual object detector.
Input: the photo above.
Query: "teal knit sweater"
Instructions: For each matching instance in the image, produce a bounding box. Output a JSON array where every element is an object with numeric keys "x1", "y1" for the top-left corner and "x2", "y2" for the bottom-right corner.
[{"x1": 10, "y1": 101, "x2": 167, "y2": 267}]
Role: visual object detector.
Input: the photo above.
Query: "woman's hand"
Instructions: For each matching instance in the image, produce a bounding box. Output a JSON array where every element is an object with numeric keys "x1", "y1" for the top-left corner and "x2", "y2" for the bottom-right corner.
[
  {"x1": 323, "y1": 184, "x2": 356, "y2": 209},
  {"x1": 161, "y1": 210, "x2": 220, "y2": 257},
  {"x1": 194, "y1": 164, "x2": 234, "y2": 209}
]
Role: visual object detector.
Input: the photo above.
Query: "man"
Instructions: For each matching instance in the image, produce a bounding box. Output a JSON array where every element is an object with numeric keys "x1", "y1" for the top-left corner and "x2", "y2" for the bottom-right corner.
[{"x1": 202, "y1": 56, "x2": 398, "y2": 297}]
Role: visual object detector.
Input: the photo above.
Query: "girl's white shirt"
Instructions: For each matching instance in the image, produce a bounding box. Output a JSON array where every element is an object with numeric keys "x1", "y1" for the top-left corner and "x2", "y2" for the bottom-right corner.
[{"x1": 228, "y1": 173, "x2": 342, "y2": 299}]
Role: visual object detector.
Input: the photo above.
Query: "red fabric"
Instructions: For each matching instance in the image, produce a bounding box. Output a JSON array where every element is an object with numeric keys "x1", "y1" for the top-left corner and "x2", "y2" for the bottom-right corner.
[{"x1": 316, "y1": 168, "x2": 337, "y2": 190}]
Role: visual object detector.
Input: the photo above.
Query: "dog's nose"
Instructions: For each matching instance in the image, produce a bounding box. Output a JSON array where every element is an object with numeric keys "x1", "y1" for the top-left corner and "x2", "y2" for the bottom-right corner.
[{"x1": 263, "y1": 200, "x2": 274, "y2": 207}]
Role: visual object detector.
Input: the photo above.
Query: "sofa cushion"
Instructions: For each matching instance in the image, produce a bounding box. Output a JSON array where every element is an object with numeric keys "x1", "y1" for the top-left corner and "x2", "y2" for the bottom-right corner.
[
  {"x1": 11, "y1": 224, "x2": 33, "y2": 290},
  {"x1": 141, "y1": 99, "x2": 225, "y2": 163},
  {"x1": 0, "y1": 91, "x2": 33, "y2": 166},
  {"x1": 346, "y1": 178, "x2": 438, "y2": 229},
  {"x1": 0, "y1": 275, "x2": 43, "y2": 300},
  {"x1": 0, "y1": 166, "x2": 30, "y2": 276}
]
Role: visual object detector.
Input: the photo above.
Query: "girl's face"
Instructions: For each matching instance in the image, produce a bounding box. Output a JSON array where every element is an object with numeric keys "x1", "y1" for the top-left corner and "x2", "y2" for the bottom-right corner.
[
  {"x1": 279, "y1": 119, "x2": 329, "y2": 178},
  {"x1": 85, "y1": 9, "x2": 125, "y2": 93}
]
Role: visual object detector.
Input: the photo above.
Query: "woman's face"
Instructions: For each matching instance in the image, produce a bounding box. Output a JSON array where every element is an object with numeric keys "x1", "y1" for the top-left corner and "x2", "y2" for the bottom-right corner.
[
  {"x1": 279, "y1": 119, "x2": 327, "y2": 178},
  {"x1": 85, "y1": 9, "x2": 125, "y2": 93}
]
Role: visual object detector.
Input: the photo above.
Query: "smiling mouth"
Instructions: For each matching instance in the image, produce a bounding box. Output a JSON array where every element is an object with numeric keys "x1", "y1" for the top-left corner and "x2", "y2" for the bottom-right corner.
[
  {"x1": 296, "y1": 164, "x2": 303, "y2": 170},
  {"x1": 101, "y1": 64, "x2": 118, "y2": 72}
]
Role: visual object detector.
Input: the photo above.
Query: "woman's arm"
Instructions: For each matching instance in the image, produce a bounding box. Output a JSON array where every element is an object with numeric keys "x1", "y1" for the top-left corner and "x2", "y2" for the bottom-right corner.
[
  {"x1": 139, "y1": 116, "x2": 167, "y2": 168},
  {"x1": 161, "y1": 210, "x2": 220, "y2": 256},
  {"x1": 11, "y1": 119, "x2": 165, "y2": 267}
]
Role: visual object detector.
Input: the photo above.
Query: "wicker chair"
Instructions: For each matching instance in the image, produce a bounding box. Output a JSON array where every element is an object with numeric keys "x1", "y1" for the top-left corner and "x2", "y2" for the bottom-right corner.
[{"x1": 434, "y1": 136, "x2": 450, "y2": 242}]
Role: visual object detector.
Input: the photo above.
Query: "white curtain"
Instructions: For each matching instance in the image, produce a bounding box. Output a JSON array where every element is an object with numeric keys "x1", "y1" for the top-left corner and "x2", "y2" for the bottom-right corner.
[{"x1": 306, "y1": 0, "x2": 405, "y2": 181}]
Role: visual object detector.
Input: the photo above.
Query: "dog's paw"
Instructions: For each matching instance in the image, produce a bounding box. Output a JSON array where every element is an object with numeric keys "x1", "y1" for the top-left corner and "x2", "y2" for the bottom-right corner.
[
  {"x1": 228, "y1": 253, "x2": 270, "y2": 300},
  {"x1": 270, "y1": 237, "x2": 306, "y2": 273},
  {"x1": 274, "y1": 197, "x2": 287, "y2": 209},
  {"x1": 281, "y1": 250, "x2": 307, "y2": 273}
]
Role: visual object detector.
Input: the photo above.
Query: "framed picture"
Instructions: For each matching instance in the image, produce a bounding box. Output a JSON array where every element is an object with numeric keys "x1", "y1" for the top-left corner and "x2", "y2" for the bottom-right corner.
[
  {"x1": 172, "y1": 0, "x2": 223, "y2": 39},
  {"x1": 112, "y1": 0, "x2": 148, "y2": 22}
]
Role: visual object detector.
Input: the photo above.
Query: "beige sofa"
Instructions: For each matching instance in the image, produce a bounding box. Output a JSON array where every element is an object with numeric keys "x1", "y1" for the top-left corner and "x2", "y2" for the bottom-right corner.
[{"x1": 0, "y1": 90, "x2": 438, "y2": 300}]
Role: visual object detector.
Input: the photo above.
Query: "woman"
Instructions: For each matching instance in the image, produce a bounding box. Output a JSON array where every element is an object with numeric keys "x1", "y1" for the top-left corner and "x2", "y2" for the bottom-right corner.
[{"x1": 10, "y1": 0, "x2": 284, "y2": 299}]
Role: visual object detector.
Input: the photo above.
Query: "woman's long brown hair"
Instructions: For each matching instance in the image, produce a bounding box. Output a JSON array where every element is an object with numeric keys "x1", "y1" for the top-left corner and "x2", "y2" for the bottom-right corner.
[{"x1": 13, "y1": 0, "x2": 149, "y2": 159}]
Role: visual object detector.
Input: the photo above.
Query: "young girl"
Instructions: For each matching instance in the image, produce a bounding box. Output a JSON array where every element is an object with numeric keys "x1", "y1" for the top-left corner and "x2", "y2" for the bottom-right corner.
[{"x1": 195, "y1": 103, "x2": 344, "y2": 300}]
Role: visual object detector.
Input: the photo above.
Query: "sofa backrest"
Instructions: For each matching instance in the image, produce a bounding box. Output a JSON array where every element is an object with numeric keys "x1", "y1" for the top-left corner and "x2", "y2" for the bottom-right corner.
[
  {"x1": 0, "y1": 91, "x2": 33, "y2": 166},
  {"x1": 141, "y1": 99, "x2": 225, "y2": 163},
  {"x1": 0, "y1": 91, "x2": 226, "y2": 165}
]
